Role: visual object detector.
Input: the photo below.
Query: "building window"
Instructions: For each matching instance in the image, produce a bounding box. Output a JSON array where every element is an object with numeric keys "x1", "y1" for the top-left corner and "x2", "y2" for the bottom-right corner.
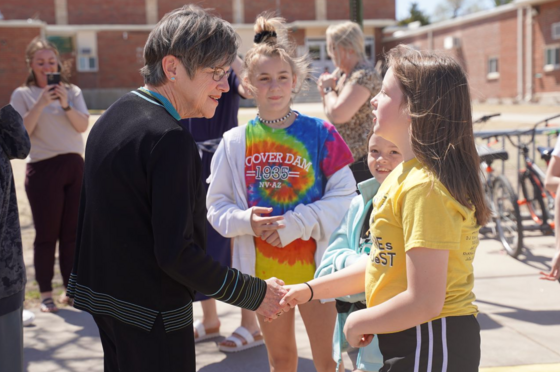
[
  {"x1": 47, "y1": 36, "x2": 74, "y2": 54},
  {"x1": 544, "y1": 46, "x2": 560, "y2": 72},
  {"x1": 553, "y1": 22, "x2": 560, "y2": 40},
  {"x1": 487, "y1": 57, "x2": 499, "y2": 80},
  {"x1": 76, "y1": 32, "x2": 98, "y2": 72},
  {"x1": 364, "y1": 37, "x2": 375, "y2": 63}
]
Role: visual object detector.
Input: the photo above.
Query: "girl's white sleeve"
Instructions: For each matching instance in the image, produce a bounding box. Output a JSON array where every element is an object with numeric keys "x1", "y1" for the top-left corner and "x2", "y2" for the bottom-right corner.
[
  {"x1": 206, "y1": 140, "x2": 255, "y2": 238},
  {"x1": 277, "y1": 165, "x2": 357, "y2": 247}
]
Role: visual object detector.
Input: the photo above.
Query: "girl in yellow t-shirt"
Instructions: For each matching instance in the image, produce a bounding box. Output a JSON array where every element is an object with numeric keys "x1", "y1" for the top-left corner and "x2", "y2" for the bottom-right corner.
[{"x1": 281, "y1": 45, "x2": 491, "y2": 372}]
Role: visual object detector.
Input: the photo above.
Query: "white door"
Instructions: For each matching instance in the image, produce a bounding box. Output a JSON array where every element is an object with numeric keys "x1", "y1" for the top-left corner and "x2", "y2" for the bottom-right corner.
[{"x1": 306, "y1": 39, "x2": 335, "y2": 78}]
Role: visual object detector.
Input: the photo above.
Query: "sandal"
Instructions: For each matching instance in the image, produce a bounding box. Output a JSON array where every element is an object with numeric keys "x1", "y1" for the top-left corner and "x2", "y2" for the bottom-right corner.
[
  {"x1": 40, "y1": 298, "x2": 59, "y2": 313},
  {"x1": 218, "y1": 326, "x2": 265, "y2": 353},
  {"x1": 193, "y1": 319, "x2": 220, "y2": 343}
]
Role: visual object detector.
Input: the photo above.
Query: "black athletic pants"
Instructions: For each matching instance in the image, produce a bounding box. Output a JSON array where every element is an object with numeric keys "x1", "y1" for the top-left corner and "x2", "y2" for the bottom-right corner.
[{"x1": 378, "y1": 315, "x2": 480, "y2": 372}]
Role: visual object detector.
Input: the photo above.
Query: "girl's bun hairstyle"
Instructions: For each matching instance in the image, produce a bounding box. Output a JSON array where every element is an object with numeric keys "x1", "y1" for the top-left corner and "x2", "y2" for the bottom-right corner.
[{"x1": 243, "y1": 12, "x2": 311, "y2": 96}]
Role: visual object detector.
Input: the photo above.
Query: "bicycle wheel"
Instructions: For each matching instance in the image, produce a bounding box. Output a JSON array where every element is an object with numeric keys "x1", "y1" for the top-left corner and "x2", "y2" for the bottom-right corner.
[
  {"x1": 493, "y1": 175, "x2": 524, "y2": 257},
  {"x1": 519, "y1": 170, "x2": 551, "y2": 232}
]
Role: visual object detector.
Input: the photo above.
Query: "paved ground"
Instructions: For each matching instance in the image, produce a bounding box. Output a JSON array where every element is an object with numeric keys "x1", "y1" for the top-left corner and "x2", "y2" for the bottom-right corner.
[
  {"x1": 16, "y1": 103, "x2": 560, "y2": 371},
  {"x1": 22, "y1": 232, "x2": 560, "y2": 371}
]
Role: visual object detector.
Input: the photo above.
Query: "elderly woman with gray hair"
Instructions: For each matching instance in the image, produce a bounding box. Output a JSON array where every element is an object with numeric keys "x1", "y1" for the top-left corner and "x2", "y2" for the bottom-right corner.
[
  {"x1": 68, "y1": 6, "x2": 288, "y2": 371},
  {"x1": 318, "y1": 22, "x2": 382, "y2": 185}
]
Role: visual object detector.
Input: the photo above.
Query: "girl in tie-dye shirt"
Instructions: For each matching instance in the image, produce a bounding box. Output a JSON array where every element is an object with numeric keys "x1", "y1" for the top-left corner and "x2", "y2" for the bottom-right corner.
[{"x1": 207, "y1": 12, "x2": 356, "y2": 372}]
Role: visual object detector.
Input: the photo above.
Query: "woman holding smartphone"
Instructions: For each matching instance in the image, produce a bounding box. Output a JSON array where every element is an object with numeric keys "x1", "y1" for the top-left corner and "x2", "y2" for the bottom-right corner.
[{"x1": 10, "y1": 37, "x2": 89, "y2": 313}]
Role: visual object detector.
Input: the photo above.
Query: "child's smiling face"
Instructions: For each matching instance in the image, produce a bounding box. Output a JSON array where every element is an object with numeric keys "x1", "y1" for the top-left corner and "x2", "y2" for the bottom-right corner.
[{"x1": 367, "y1": 134, "x2": 402, "y2": 183}]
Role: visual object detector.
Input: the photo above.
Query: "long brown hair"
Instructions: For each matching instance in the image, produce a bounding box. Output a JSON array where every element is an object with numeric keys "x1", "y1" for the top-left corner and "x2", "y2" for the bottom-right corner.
[
  {"x1": 387, "y1": 45, "x2": 490, "y2": 226},
  {"x1": 24, "y1": 36, "x2": 70, "y2": 87}
]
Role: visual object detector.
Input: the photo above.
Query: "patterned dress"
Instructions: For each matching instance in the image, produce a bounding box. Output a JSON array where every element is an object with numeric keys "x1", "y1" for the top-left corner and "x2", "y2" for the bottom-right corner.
[{"x1": 334, "y1": 63, "x2": 381, "y2": 163}]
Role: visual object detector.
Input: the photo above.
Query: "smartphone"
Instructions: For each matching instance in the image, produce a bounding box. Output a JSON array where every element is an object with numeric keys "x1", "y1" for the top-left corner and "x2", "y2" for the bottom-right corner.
[
  {"x1": 46, "y1": 72, "x2": 61, "y2": 87},
  {"x1": 46, "y1": 73, "x2": 61, "y2": 99}
]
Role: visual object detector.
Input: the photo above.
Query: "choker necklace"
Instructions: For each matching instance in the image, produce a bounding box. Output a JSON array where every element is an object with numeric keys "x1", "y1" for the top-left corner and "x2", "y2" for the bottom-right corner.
[{"x1": 257, "y1": 110, "x2": 293, "y2": 125}]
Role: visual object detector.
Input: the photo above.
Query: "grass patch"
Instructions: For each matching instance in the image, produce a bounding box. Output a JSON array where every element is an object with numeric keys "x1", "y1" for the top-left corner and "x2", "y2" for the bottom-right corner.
[{"x1": 25, "y1": 289, "x2": 40, "y2": 301}]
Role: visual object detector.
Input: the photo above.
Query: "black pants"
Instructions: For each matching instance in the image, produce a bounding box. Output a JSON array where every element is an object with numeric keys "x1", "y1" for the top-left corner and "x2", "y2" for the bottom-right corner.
[
  {"x1": 378, "y1": 315, "x2": 480, "y2": 372},
  {"x1": 25, "y1": 153, "x2": 84, "y2": 292},
  {"x1": 93, "y1": 314, "x2": 195, "y2": 372}
]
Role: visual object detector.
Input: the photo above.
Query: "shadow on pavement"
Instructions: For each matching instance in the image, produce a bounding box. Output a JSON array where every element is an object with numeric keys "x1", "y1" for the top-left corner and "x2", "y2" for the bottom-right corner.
[
  {"x1": 198, "y1": 352, "x2": 320, "y2": 372},
  {"x1": 517, "y1": 245, "x2": 556, "y2": 271},
  {"x1": 477, "y1": 312, "x2": 503, "y2": 330},
  {"x1": 197, "y1": 343, "x2": 347, "y2": 372},
  {"x1": 24, "y1": 308, "x2": 102, "y2": 372},
  {"x1": 496, "y1": 309, "x2": 560, "y2": 326},
  {"x1": 477, "y1": 299, "x2": 560, "y2": 326}
]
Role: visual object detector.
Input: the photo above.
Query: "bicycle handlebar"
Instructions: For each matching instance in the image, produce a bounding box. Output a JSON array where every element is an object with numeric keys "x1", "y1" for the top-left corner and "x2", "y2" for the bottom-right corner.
[
  {"x1": 473, "y1": 113, "x2": 501, "y2": 124},
  {"x1": 502, "y1": 113, "x2": 560, "y2": 150}
]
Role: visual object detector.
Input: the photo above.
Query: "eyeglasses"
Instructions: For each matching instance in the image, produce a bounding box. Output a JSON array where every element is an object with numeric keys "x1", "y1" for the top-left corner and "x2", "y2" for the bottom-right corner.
[{"x1": 211, "y1": 67, "x2": 231, "y2": 82}]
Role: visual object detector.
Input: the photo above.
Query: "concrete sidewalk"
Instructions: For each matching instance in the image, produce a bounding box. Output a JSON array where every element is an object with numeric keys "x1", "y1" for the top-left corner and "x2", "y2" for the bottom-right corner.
[{"x1": 23, "y1": 231, "x2": 560, "y2": 371}]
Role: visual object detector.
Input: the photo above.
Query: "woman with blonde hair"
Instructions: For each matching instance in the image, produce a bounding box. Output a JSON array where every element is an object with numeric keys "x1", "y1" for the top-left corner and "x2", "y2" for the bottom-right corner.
[
  {"x1": 207, "y1": 13, "x2": 356, "y2": 372},
  {"x1": 10, "y1": 37, "x2": 89, "y2": 313},
  {"x1": 319, "y1": 21, "x2": 381, "y2": 185}
]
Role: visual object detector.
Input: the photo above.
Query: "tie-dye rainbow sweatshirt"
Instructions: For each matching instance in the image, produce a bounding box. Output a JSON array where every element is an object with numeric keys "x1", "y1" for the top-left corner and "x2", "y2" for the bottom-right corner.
[{"x1": 245, "y1": 112, "x2": 354, "y2": 284}]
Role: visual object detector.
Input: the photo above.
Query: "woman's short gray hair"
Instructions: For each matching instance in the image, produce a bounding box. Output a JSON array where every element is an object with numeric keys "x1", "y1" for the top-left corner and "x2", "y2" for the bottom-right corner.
[{"x1": 141, "y1": 5, "x2": 239, "y2": 86}]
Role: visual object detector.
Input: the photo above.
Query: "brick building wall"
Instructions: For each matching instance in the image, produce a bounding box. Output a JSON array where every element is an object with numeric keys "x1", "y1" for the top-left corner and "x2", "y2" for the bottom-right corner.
[
  {"x1": 159, "y1": 0, "x2": 234, "y2": 22},
  {"x1": 364, "y1": 0, "x2": 395, "y2": 20},
  {"x1": 0, "y1": 26, "x2": 43, "y2": 106},
  {"x1": 326, "y1": 0, "x2": 350, "y2": 20},
  {"x1": 243, "y1": 0, "x2": 315, "y2": 23},
  {"x1": 75, "y1": 31, "x2": 147, "y2": 90},
  {"x1": 0, "y1": 2, "x2": 56, "y2": 24},
  {"x1": 68, "y1": 0, "x2": 146, "y2": 25},
  {"x1": 533, "y1": 0, "x2": 560, "y2": 96},
  {"x1": 384, "y1": 10, "x2": 520, "y2": 102}
]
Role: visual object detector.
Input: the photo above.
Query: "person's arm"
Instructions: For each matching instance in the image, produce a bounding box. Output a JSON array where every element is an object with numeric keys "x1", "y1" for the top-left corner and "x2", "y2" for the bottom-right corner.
[
  {"x1": 545, "y1": 155, "x2": 560, "y2": 193},
  {"x1": 282, "y1": 255, "x2": 370, "y2": 305},
  {"x1": 322, "y1": 81, "x2": 371, "y2": 125},
  {"x1": 53, "y1": 84, "x2": 89, "y2": 133},
  {"x1": 149, "y1": 129, "x2": 286, "y2": 318},
  {"x1": 540, "y1": 182, "x2": 560, "y2": 281},
  {"x1": 231, "y1": 56, "x2": 251, "y2": 99},
  {"x1": 343, "y1": 248, "x2": 448, "y2": 347}
]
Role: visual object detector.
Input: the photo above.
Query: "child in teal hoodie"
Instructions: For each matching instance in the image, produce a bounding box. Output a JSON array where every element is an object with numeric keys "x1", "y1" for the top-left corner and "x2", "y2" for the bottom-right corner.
[{"x1": 315, "y1": 133, "x2": 402, "y2": 371}]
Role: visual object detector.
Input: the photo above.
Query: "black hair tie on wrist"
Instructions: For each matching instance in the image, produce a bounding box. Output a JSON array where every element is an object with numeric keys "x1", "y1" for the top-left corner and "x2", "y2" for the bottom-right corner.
[
  {"x1": 304, "y1": 282, "x2": 314, "y2": 302},
  {"x1": 254, "y1": 31, "x2": 277, "y2": 44}
]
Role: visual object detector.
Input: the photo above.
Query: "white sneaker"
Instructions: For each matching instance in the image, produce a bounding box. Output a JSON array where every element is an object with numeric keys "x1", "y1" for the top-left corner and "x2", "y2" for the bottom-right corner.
[{"x1": 22, "y1": 309, "x2": 35, "y2": 326}]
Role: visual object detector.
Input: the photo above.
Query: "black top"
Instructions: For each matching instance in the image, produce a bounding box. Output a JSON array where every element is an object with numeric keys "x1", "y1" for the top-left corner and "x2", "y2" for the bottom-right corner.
[
  {"x1": 68, "y1": 91, "x2": 266, "y2": 332},
  {"x1": 0, "y1": 104, "x2": 30, "y2": 316}
]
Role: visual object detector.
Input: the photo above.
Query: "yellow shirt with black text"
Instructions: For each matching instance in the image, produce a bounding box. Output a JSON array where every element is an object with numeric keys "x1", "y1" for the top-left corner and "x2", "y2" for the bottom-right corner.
[{"x1": 365, "y1": 158, "x2": 480, "y2": 325}]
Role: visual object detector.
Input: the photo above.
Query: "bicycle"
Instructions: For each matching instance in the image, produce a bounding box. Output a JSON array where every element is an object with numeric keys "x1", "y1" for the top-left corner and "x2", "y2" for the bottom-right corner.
[
  {"x1": 502, "y1": 114, "x2": 560, "y2": 239},
  {"x1": 475, "y1": 114, "x2": 524, "y2": 257}
]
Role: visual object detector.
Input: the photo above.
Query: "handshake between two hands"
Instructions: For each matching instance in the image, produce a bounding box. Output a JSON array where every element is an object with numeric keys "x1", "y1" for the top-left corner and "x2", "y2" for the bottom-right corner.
[{"x1": 255, "y1": 278, "x2": 374, "y2": 348}]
